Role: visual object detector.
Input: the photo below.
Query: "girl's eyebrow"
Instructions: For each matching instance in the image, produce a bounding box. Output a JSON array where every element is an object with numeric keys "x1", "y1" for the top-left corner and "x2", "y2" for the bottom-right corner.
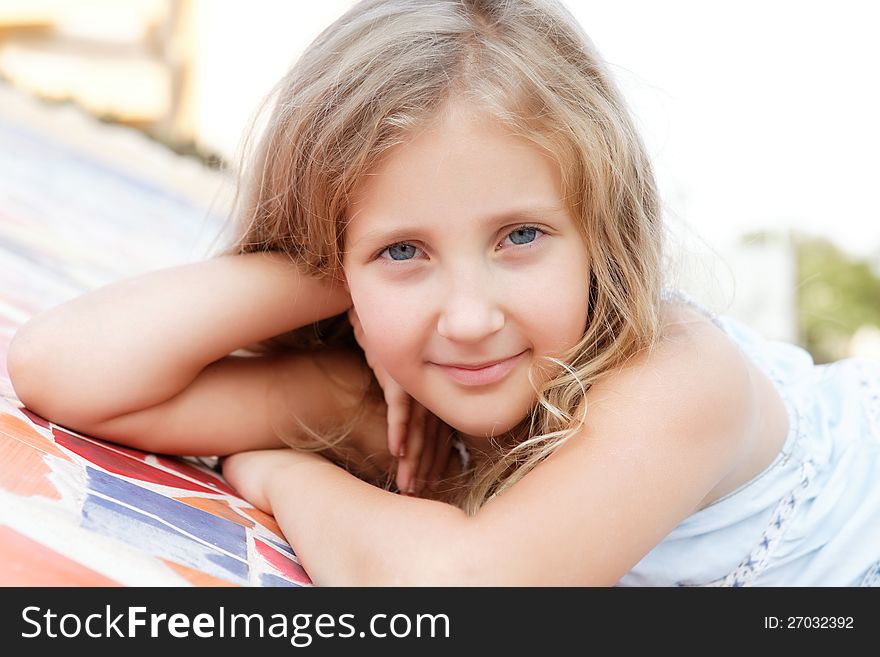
[{"x1": 356, "y1": 205, "x2": 564, "y2": 249}]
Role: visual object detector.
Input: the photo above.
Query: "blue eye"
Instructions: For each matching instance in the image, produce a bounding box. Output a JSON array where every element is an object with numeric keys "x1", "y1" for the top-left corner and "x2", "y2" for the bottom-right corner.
[
  {"x1": 376, "y1": 224, "x2": 545, "y2": 262},
  {"x1": 507, "y1": 226, "x2": 539, "y2": 246},
  {"x1": 384, "y1": 243, "x2": 419, "y2": 261}
]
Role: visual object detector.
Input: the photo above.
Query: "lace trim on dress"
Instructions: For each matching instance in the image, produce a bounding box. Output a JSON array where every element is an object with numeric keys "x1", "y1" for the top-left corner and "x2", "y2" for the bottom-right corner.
[
  {"x1": 859, "y1": 561, "x2": 880, "y2": 587},
  {"x1": 660, "y1": 287, "x2": 725, "y2": 330},
  {"x1": 856, "y1": 360, "x2": 880, "y2": 442},
  {"x1": 677, "y1": 458, "x2": 816, "y2": 587}
]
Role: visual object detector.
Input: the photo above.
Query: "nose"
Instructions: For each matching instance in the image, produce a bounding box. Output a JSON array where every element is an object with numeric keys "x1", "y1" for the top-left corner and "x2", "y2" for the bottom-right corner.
[{"x1": 436, "y1": 272, "x2": 505, "y2": 343}]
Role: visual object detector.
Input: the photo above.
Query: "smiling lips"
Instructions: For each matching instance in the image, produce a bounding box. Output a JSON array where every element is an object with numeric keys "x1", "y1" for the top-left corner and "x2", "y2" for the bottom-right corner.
[{"x1": 434, "y1": 350, "x2": 528, "y2": 386}]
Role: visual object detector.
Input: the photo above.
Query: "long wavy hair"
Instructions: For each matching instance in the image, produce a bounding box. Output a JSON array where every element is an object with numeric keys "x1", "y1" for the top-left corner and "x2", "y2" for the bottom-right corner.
[{"x1": 213, "y1": 0, "x2": 667, "y2": 515}]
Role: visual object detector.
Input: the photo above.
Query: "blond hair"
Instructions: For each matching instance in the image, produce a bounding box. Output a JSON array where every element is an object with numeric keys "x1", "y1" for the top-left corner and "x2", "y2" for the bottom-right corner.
[{"x1": 214, "y1": 0, "x2": 666, "y2": 514}]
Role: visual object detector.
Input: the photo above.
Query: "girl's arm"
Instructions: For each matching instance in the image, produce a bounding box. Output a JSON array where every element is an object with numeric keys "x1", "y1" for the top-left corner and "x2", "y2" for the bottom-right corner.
[
  {"x1": 224, "y1": 316, "x2": 758, "y2": 585},
  {"x1": 7, "y1": 252, "x2": 351, "y2": 433},
  {"x1": 222, "y1": 448, "x2": 469, "y2": 585}
]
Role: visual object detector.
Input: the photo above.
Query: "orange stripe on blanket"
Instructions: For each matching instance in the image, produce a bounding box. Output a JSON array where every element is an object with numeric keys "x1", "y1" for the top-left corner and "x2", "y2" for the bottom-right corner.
[
  {"x1": 0, "y1": 410, "x2": 70, "y2": 460},
  {"x1": 0, "y1": 431, "x2": 61, "y2": 499},
  {"x1": 162, "y1": 559, "x2": 240, "y2": 587},
  {"x1": 0, "y1": 526, "x2": 120, "y2": 586},
  {"x1": 175, "y1": 497, "x2": 255, "y2": 529},
  {"x1": 239, "y1": 506, "x2": 286, "y2": 540}
]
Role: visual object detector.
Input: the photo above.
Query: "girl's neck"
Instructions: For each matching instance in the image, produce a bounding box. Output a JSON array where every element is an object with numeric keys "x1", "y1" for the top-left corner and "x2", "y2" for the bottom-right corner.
[{"x1": 455, "y1": 428, "x2": 519, "y2": 465}]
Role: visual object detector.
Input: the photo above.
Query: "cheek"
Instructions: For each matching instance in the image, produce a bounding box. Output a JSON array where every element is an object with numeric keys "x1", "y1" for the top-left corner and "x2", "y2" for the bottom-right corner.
[
  {"x1": 520, "y1": 259, "x2": 590, "y2": 352},
  {"x1": 351, "y1": 286, "x2": 425, "y2": 365}
]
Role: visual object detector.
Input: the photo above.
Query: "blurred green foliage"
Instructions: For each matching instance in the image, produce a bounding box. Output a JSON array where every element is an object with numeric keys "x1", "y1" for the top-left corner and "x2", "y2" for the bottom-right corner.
[
  {"x1": 793, "y1": 233, "x2": 880, "y2": 364},
  {"x1": 740, "y1": 230, "x2": 880, "y2": 363}
]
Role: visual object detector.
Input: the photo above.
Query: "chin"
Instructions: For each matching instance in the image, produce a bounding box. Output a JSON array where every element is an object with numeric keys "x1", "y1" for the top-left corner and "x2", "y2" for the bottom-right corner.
[
  {"x1": 440, "y1": 408, "x2": 530, "y2": 441},
  {"x1": 409, "y1": 373, "x2": 537, "y2": 440}
]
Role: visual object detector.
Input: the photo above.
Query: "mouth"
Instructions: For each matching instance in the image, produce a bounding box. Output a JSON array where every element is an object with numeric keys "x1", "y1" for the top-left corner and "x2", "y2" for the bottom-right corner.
[{"x1": 433, "y1": 350, "x2": 528, "y2": 387}]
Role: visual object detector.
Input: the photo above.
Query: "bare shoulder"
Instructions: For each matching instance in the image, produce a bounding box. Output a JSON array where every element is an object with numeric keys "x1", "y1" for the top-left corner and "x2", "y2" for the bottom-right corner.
[
  {"x1": 585, "y1": 301, "x2": 787, "y2": 510},
  {"x1": 584, "y1": 301, "x2": 756, "y2": 423},
  {"x1": 656, "y1": 303, "x2": 789, "y2": 509}
]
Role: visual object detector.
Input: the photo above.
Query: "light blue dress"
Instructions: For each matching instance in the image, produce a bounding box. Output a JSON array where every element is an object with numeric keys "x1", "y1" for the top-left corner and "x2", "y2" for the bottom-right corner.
[{"x1": 615, "y1": 289, "x2": 880, "y2": 586}]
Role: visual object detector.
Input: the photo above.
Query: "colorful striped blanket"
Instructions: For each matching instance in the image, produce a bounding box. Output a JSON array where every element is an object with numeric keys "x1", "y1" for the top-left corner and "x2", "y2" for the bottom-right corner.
[{"x1": 0, "y1": 83, "x2": 310, "y2": 586}]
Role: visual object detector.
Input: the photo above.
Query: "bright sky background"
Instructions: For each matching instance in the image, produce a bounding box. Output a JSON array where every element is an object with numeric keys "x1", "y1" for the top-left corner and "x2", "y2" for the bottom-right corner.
[
  {"x1": 574, "y1": 0, "x2": 880, "y2": 260},
  {"x1": 195, "y1": 0, "x2": 880, "y2": 261}
]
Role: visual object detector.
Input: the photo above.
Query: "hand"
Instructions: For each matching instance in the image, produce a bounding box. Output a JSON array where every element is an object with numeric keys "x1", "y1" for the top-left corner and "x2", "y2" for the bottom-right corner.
[
  {"x1": 347, "y1": 306, "x2": 456, "y2": 496},
  {"x1": 222, "y1": 448, "x2": 327, "y2": 513}
]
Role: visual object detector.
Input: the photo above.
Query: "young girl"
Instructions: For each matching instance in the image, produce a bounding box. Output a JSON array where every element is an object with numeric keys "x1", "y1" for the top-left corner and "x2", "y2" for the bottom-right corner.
[{"x1": 8, "y1": 0, "x2": 880, "y2": 586}]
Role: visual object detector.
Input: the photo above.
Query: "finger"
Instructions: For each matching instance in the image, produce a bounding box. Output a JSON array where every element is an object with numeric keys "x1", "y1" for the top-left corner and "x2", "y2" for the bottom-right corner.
[
  {"x1": 348, "y1": 309, "x2": 370, "y2": 356},
  {"x1": 414, "y1": 412, "x2": 440, "y2": 495},
  {"x1": 347, "y1": 308, "x2": 361, "y2": 338},
  {"x1": 395, "y1": 403, "x2": 421, "y2": 493},
  {"x1": 397, "y1": 402, "x2": 426, "y2": 494},
  {"x1": 384, "y1": 386, "x2": 411, "y2": 459},
  {"x1": 382, "y1": 377, "x2": 413, "y2": 457}
]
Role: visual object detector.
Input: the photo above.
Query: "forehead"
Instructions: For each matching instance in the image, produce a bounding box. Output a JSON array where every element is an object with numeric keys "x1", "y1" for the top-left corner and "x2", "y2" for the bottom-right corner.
[{"x1": 346, "y1": 105, "x2": 564, "y2": 237}]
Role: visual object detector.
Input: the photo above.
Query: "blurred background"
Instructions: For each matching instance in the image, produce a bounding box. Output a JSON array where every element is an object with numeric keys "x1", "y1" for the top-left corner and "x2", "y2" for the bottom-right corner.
[{"x1": 1, "y1": 0, "x2": 878, "y2": 363}]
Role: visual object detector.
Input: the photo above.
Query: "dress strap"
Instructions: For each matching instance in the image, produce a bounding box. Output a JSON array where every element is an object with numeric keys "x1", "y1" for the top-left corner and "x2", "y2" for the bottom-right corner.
[{"x1": 661, "y1": 287, "x2": 724, "y2": 330}]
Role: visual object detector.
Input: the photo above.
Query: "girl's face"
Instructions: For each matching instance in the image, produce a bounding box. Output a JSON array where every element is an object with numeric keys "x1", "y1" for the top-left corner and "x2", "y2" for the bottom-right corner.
[{"x1": 342, "y1": 102, "x2": 590, "y2": 442}]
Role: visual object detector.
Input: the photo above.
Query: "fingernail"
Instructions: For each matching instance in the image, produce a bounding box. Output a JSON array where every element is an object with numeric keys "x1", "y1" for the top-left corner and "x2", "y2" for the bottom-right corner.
[{"x1": 398, "y1": 445, "x2": 405, "y2": 458}]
